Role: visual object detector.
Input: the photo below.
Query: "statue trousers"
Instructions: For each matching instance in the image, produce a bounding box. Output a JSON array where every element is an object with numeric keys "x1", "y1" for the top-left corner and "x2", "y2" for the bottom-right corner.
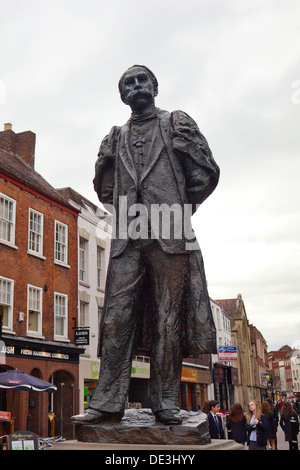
[{"x1": 89, "y1": 238, "x2": 189, "y2": 415}]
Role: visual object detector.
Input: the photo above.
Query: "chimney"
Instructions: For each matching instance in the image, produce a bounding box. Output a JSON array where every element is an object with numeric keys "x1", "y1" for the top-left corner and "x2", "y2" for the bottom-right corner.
[{"x1": 0, "y1": 123, "x2": 36, "y2": 168}]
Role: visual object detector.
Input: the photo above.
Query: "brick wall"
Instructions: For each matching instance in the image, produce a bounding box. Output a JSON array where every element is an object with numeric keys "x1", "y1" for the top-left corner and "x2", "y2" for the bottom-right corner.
[{"x1": 0, "y1": 175, "x2": 78, "y2": 342}]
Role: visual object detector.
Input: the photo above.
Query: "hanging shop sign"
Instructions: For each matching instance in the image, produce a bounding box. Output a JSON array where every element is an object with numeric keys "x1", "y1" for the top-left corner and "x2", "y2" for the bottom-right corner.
[{"x1": 75, "y1": 329, "x2": 90, "y2": 345}]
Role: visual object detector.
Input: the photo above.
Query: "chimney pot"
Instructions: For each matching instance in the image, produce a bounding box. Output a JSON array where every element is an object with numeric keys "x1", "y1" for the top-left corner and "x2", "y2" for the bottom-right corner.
[{"x1": 4, "y1": 123, "x2": 12, "y2": 131}]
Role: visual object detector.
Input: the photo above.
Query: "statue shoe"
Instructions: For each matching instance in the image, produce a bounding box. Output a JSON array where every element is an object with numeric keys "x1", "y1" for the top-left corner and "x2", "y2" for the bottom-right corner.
[
  {"x1": 71, "y1": 409, "x2": 123, "y2": 424},
  {"x1": 155, "y1": 409, "x2": 183, "y2": 425}
]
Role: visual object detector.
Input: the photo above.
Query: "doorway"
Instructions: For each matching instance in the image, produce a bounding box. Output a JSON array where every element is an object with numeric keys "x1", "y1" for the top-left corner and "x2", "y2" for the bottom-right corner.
[{"x1": 52, "y1": 370, "x2": 74, "y2": 440}]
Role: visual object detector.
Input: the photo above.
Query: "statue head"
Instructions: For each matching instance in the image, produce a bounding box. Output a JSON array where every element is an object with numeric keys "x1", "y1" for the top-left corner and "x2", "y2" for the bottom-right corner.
[{"x1": 118, "y1": 65, "x2": 159, "y2": 110}]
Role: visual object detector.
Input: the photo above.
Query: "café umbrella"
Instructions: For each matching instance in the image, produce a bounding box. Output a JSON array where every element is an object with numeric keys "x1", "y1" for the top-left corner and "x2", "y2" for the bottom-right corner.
[{"x1": 0, "y1": 369, "x2": 57, "y2": 392}]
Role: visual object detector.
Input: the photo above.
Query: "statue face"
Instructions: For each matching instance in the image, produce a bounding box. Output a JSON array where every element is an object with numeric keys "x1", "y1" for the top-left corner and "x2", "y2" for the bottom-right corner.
[{"x1": 121, "y1": 66, "x2": 156, "y2": 110}]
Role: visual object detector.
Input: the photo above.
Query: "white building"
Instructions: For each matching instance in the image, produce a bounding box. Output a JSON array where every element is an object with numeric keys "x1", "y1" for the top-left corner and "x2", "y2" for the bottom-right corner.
[
  {"x1": 58, "y1": 187, "x2": 112, "y2": 413},
  {"x1": 210, "y1": 299, "x2": 236, "y2": 410},
  {"x1": 291, "y1": 349, "x2": 300, "y2": 395}
]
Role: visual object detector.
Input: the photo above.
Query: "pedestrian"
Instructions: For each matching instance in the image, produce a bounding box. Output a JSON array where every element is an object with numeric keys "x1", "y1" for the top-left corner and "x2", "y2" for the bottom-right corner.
[
  {"x1": 226, "y1": 403, "x2": 247, "y2": 445},
  {"x1": 262, "y1": 400, "x2": 276, "y2": 450},
  {"x1": 265, "y1": 397, "x2": 278, "y2": 450},
  {"x1": 201, "y1": 400, "x2": 210, "y2": 414},
  {"x1": 245, "y1": 400, "x2": 269, "y2": 450},
  {"x1": 207, "y1": 400, "x2": 225, "y2": 439},
  {"x1": 277, "y1": 399, "x2": 284, "y2": 415},
  {"x1": 280, "y1": 401, "x2": 299, "y2": 450}
]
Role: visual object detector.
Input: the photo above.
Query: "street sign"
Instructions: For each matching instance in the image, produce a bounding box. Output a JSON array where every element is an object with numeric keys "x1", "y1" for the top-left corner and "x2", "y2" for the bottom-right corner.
[
  {"x1": 261, "y1": 373, "x2": 270, "y2": 381},
  {"x1": 218, "y1": 346, "x2": 238, "y2": 362}
]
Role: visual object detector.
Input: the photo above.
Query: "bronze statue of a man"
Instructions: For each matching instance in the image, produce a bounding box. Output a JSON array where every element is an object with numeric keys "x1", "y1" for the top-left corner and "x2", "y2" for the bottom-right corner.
[{"x1": 72, "y1": 65, "x2": 220, "y2": 426}]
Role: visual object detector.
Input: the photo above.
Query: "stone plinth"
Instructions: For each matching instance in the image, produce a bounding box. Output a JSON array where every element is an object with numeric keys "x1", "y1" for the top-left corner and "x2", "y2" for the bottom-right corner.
[{"x1": 75, "y1": 409, "x2": 211, "y2": 446}]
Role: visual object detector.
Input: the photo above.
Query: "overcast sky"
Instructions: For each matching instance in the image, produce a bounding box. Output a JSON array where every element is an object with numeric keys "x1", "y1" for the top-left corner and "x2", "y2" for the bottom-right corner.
[{"x1": 1, "y1": 0, "x2": 300, "y2": 351}]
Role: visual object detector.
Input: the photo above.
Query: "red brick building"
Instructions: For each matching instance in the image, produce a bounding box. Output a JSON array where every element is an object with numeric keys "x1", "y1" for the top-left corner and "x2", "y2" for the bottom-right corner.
[{"x1": 0, "y1": 124, "x2": 83, "y2": 439}]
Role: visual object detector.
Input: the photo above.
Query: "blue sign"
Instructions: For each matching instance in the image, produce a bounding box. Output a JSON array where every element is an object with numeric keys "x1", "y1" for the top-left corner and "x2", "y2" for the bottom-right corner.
[{"x1": 218, "y1": 346, "x2": 238, "y2": 361}]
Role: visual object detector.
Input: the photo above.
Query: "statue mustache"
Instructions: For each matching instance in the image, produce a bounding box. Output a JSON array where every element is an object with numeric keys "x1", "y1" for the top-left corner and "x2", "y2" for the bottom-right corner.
[{"x1": 127, "y1": 89, "x2": 153, "y2": 100}]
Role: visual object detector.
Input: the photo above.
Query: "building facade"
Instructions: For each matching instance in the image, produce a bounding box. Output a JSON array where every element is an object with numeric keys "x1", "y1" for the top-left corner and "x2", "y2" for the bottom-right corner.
[
  {"x1": 210, "y1": 299, "x2": 238, "y2": 411},
  {"x1": 250, "y1": 325, "x2": 268, "y2": 402},
  {"x1": 216, "y1": 294, "x2": 257, "y2": 407},
  {"x1": 0, "y1": 124, "x2": 83, "y2": 439},
  {"x1": 57, "y1": 187, "x2": 112, "y2": 414}
]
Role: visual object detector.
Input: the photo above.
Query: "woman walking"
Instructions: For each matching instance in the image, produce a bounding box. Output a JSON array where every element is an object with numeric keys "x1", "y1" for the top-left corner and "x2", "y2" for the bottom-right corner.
[
  {"x1": 262, "y1": 400, "x2": 277, "y2": 450},
  {"x1": 245, "y1": 400, "x2": 269, "y2": 450},
  {"x1": 265, "y1": 398, "x2": 278, "y2": 449},
  {"x1": 280, "y1": 401, "x2": 299, "y2": 450},
  {"x1": 226, "y1": 403, "x2": 247, "y2": 446}
]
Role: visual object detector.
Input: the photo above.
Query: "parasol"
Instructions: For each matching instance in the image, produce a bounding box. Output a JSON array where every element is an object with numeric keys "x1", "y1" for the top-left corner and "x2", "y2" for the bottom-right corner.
[{"x1": 0, "y1": 369, "x2": 57, "y2": 392}]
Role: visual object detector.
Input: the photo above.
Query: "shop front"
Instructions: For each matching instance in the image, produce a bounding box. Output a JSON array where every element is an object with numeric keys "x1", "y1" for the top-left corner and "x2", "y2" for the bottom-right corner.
[
  {"x1": 79, "y1": 356, "x2": 152, "y2": 412},
  {"x1": 0, "y1": 335, "x2": 84, "y2": 439},
  {"x1": 213, "y1": 365, "x2": 238, "y2": 411},
  {"x1": 213, "y1": 365, "x2": 228, "y2": 411}
]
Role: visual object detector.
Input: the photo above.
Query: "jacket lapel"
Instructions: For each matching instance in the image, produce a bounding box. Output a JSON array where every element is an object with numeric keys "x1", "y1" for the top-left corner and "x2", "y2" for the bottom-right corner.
[
  {"x1": 140, "y1": 120, "x2": 165, "y2": 182},
  {"x1": 119, "y1": 123, "x2": 138, "y2": 185}
]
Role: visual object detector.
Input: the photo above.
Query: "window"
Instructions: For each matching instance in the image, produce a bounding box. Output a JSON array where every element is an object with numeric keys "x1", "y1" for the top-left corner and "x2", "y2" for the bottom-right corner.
[
  {"x1": 0, "y1": 276, "x2": 14, "y2": 330},
  {"x1": 80, "y1": 301, "x2": 88, "y2": 327},
  {"x1": 55, "y1": 221, "x2": 68, "y2": 264},
  {"x1": 54, "y1": 293, "x2": 68, "y2": 339},
  {"x1": 97, "y1": 246, "x2": 103, "y2": 288},
  {"x1": 79, "y1": 238, "x2": 87, "y2": 282},
  {"x1": 27, "y1": 285, "x2": 42, "y2": 334},
  {"x1": 28, "y1": 208, "x2": 43, "y2": 256},
  {"x1": 0, "y1": 193, "x2": 16, "y2": 245}
]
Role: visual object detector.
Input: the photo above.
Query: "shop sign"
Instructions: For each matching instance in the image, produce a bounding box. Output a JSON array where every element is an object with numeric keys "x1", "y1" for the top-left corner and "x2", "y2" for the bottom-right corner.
[
  {"x1": 218, "y1": 346, "x2": 238, "y2": 362},
  {"x1": 261, "y1": 373, "x2": 270, "y2": 381},
  {"x1": 20, "y1": 349, "x2": 69, "y2": 360},
  {"x1": 181, "y1": 368, "x2": 197, "y2": 383},
  {"x1": 131, "y1": 365, "x2": 150, "y2": 378},
  {"x1": 91, "y1": 362, "x2": 100, "y2": 378},
  {"x1": 75, "y1": 329, "x2": 90, "y2": 345},
  {"x1": 0, "y1": 344, "x2": 15, "y2": 355},
  {"x1": 0, "y1": 411, "x2": 11, "y2": 421},
  {"x1": 7, "y1": 430, "x2": 39, "y2": 450}
]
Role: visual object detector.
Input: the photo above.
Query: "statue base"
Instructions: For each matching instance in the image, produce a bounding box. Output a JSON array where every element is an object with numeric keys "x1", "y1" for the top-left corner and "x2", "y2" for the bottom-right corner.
[{"x1": 74, "y1": 409, "x2": 211, "y2": 445}]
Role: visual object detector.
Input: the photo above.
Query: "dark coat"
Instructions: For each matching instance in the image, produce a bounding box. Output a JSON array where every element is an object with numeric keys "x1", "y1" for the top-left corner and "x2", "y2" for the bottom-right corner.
[
  {"x1": 226, "y1": 415, "x2": 247, "y2": 444},
  {"x1": 265, "y1": 411, "x2": 277, "y2": 439},
  {"x1": 245, "y1": 413, "x2": 269, "y2": 447},
  {"x1": 208, "y1": 412, "x2": 225, "y2": 439},
  {"x1": 280, "y1": 412, "x2": 299, "y2": 442},
  {"x1": 93, "y1": 109, "x2": 220, "y2": 357}
]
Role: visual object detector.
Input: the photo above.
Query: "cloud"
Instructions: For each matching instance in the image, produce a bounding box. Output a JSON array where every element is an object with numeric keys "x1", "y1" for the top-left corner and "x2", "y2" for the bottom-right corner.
[{"x1": 1, "y1": 0, "x2": 300, "y2": 351}]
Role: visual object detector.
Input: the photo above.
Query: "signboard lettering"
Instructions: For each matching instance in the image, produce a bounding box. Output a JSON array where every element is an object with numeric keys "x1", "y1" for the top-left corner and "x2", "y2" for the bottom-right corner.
[{"x1": 218, "y1": 346, "x2": 238, "y2": 362}]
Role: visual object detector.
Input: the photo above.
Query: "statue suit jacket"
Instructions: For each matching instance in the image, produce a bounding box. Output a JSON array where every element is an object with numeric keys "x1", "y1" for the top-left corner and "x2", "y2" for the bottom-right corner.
[{"x1": 93, "y1": 109, "x2": 220, "y2": 356}]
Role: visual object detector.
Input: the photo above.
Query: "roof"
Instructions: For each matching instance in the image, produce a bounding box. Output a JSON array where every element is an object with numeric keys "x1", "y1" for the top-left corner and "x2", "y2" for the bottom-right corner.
[
  {"x1": 214, "y1": 299, "x2": 239, "y2": 318},
  {"x1": 57, "y1": 187, "x2": 106, "y2": 217},
  {"x1": 0, "y1": 148, "x2": 75, "y2": 211}
]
